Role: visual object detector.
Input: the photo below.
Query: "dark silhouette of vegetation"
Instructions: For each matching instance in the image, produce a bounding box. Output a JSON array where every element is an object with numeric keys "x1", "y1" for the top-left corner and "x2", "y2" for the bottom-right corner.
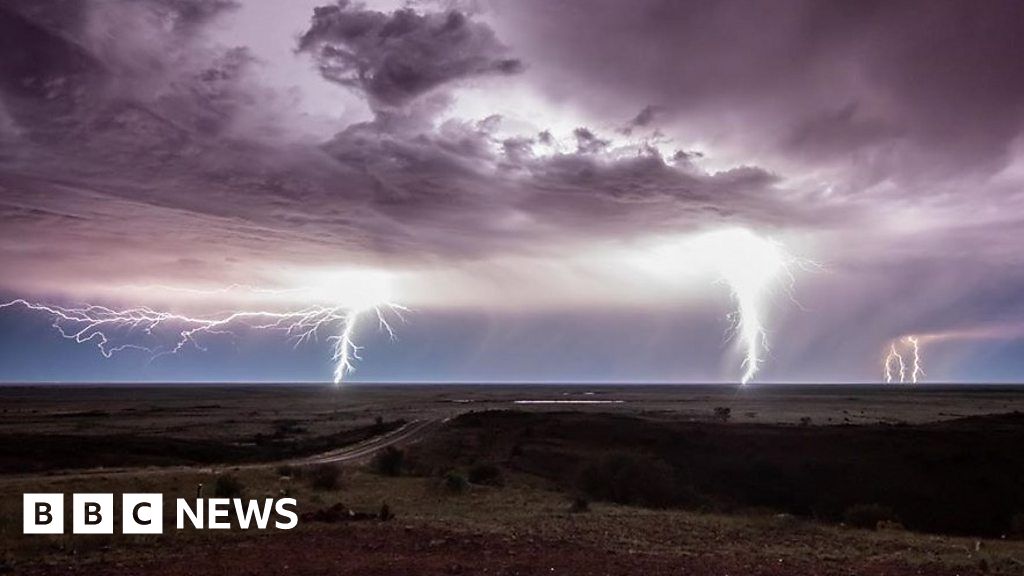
[
  {"x1": 373, "y1": 446, "x2": 405, "y2": 476},
  {"x1": 844, "y1": 504, "x2": 899, "y2": 529},
  {"x1": 0, "y1": 419, "x2": 406, "y2": 473},
  {"x1": 467, "y1": 463, "x2": 504, "y2": 486},
  {"x1": 411, "y1": 410, "x2": 1024, "y2": 536},
  {"x1": 443, "y1": 471, "x2": 469, "y2": 494},
  {"x1": 578, "y1": 452, "x2": 675, "y2": 508},
  {"x1": 713, "y1": 406, "x2": 732, "y2": 422},
  {"x1": 308, "y1": 463, "x2": 343, "y2": 491},
  {"x1": 213, "y1": 474, "x2": 244, "y2": 498}
]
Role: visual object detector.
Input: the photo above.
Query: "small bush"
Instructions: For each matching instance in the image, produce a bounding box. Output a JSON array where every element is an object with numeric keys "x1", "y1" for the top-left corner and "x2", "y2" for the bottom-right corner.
[
  {"x1": 713, "y1": 406, "x2": 732, "y2": 422},
  {"x1": 213, "y1": 474, "x2": 244, "y2": 498},
  {"x1": 308, "y1": 463, "x2": 343, "y2": 491},
  {"x1": 467, "y1": 463, "x2": 505, "y2": 486},
  {"x1": 373, "y1": 446, "x2": 405, "y2": 477},
  {"x1": 443, "y1": 471, "x2": 469, "y2": 494},
  {"x1": 844, "y1": 504, "x2": 899, "y2": 529},
  {"x1": 578, "y1": 452, "x2": 675, "y2": 508}
]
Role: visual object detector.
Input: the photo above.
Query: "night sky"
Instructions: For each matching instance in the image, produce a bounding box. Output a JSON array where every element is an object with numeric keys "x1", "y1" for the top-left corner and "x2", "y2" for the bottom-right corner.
[{"x1": 2, "y1": 0, "x2": 1024, "y2": 383}]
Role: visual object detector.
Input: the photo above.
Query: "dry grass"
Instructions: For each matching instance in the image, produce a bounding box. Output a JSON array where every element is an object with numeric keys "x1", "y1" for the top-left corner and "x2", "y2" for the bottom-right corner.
[{"x1": 3, "y1": 463, "x2": 1024, "y2": 574}]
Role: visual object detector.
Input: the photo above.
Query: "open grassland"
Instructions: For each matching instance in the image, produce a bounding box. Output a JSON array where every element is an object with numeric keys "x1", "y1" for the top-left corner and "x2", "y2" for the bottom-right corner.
[
  {"x1": 2, "y1": 465, "x2": 1024, "y2": 575},
  {"x1": 1, "y1": 384, "x2": 1023, "y2": 574}
]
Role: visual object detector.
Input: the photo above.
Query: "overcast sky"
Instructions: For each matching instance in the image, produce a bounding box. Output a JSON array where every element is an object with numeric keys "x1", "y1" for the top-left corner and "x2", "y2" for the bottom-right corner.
[{"x1": 2, "y1": 0, "x2": 1024, "y2": 383}]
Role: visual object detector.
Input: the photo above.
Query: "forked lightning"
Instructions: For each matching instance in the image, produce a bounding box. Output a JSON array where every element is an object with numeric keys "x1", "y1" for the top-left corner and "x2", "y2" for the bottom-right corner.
[
  {"x1": 883, "y1": 335, "x2": 924, "y2": 384},
  {"x1": 0, "y1": 298, "x2": 407, "y2": 385}
]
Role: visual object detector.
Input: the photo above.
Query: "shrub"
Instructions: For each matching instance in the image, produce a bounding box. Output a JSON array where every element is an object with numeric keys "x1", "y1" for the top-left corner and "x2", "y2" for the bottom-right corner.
[
  {"x1": 843, "y1": 504, "x2": 899, "y2": 529},
  {"x1": 713, "y1": 406, "x2": 732, "y2": 422},
  {"x1": 308, "y1": 463, "x2": 343, "y2": 491},
  {"x1": 372, "y1": 446, "x2": 405, "y2": 476},
  {"x1": 213, "y1": 474, "x2": 244, "y2": 498},
  {"x1": 443, "y1": 471, "x2": 469, "y2": 494},
  {"x1": 577, "y1": 452, "x2": 675, "y2": 508},
  {"x1": 467, "y1": 463, "x2": 505, "y2": 486}
]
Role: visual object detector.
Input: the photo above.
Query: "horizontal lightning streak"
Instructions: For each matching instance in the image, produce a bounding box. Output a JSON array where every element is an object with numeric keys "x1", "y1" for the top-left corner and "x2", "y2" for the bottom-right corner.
[{"x1": 0, "y1": 298, "x2": 408, "y2": 385}]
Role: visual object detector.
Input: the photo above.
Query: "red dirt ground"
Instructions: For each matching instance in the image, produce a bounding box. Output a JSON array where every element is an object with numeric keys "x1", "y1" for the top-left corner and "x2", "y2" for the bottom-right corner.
[{"x1": 19, "y1": 523, "x2": 983, "y2": 576}]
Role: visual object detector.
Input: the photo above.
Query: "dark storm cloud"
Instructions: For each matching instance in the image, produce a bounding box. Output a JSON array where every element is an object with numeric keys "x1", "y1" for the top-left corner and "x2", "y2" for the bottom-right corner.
[
  {"x1": 298, "y1": 1, "x2": 522, "y2": 108},
  {"x1": 0, "y1": 0, "x2": 830, "y2": 282},
  {"x1": 572, "y1": 128, "x2": 609, "y2": 154},
  {"x1": 2, "y1": 0, "x2": 1023, "y2": 382},
  {"x1": 0, "y1": 0, "x2": 255, "y2": 147},
  {"x1": 496, "y1": 0, "x2": 1024, "y2": 175},
  {"x1": 619, "y1": 105, "x2": 661, "y2": 136}
]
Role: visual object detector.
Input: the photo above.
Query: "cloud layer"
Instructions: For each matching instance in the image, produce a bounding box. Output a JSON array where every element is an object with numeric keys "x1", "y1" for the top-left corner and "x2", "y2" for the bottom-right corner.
[{"x1": 1, "y1": 0, "x2": 1024, "y2": 382}]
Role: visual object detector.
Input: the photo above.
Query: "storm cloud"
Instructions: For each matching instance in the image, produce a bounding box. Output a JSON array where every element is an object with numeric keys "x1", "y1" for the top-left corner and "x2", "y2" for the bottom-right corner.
[
  {"x1": 299, "y1": 2, "x2": 522, "y2": 108},
  {"x1": 1, "y1": 0, "x2": 1023, "y2": 382}
]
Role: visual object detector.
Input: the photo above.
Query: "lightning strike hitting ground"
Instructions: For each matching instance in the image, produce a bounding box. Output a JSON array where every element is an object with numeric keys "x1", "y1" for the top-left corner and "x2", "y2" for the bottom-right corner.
[
  {"x1": 0, "y1": 298, "x2": 407, "y2": 385},
  {"x1": 906, "y1": 336, "x2": 924, "y2": 383},
  {"x1": 640, "y1": 228, "x2": 813, "y2": 384},
  {"x1": 691, "y1": 229, "x2": 810, "y2": 384},
  {"x1": 883, "y1": 336, "x2": 924, "y2": 383},
  {"x1": 884, "y1": 342, "x2": 906, "y2": 383}
]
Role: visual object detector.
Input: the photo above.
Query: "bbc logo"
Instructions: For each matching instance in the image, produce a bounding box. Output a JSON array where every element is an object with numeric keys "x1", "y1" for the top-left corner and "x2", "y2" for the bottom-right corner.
[{"x1": 24, "y1": 493, "x2": 163, "y2": 534}]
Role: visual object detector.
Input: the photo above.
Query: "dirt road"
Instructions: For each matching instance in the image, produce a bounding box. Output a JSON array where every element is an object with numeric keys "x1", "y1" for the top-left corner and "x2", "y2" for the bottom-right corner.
[{"x1": 295, "y1": 418, "x2": 439, "y2": 465}]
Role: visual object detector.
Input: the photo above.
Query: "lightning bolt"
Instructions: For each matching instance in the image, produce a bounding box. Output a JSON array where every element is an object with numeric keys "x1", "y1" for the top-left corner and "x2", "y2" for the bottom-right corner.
[
  {"x1": 689, "y1": 229, "x2": 813, "y2": 385},
  {"x1": 724, "y1": 280, "x2": 771, "y2": 385},
  {"x1": 882, "y1": 335, "x2": 923, "y2": 384},
  {"x1": 905, "y1": 335, "x2": 924, "y2": 383},
  {"x1": 884, "y1": 342, "x2": 906, "y2": 383},
  {"x1": 0, "y1": 298, "x2": 407, "y2": 385}
]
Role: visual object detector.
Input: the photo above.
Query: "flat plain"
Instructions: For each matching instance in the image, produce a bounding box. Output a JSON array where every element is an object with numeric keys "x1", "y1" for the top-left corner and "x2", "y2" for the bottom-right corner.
[{"x1": 1, "y1": 384, "x2": 1023, "y2": 575}]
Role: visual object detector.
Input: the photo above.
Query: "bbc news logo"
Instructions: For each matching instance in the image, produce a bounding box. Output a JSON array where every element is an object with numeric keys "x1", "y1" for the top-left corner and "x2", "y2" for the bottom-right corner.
[{"x1": 23, "y1": 493, "x2": 298, "y2": 534}]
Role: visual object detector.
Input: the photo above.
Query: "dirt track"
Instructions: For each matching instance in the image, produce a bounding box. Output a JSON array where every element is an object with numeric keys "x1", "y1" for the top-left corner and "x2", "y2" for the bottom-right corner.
[{"x1": 295, "y1": 418, "x2": 439, "y2": 465}]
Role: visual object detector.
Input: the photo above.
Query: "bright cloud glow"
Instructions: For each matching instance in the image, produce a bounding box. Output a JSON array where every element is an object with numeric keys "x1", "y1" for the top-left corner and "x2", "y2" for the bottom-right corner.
[{"x1": 634, "y1": 228, "x2": 806, "y2": 383}]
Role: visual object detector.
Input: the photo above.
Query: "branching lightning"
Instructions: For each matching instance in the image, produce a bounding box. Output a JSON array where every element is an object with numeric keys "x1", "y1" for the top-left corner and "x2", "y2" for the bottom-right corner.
[
  {"x1": 0, "y1": 298, "x2": 407, "y2": 385},
  {"x1": 694, "y1": 229, "x2": 811, "y2": 385},
  {"x1": 883, "y1": 335, "x2": 924, "y2": 383},
  {"x1": 884, "y1": 342, "x2": 905, "y2": 383},
  {"x1": 641, "y1": 228, "x2": 815, "y2": 384},
  {"x1": 906, "y1": 336, "x2": 924, "y2": 383}
]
